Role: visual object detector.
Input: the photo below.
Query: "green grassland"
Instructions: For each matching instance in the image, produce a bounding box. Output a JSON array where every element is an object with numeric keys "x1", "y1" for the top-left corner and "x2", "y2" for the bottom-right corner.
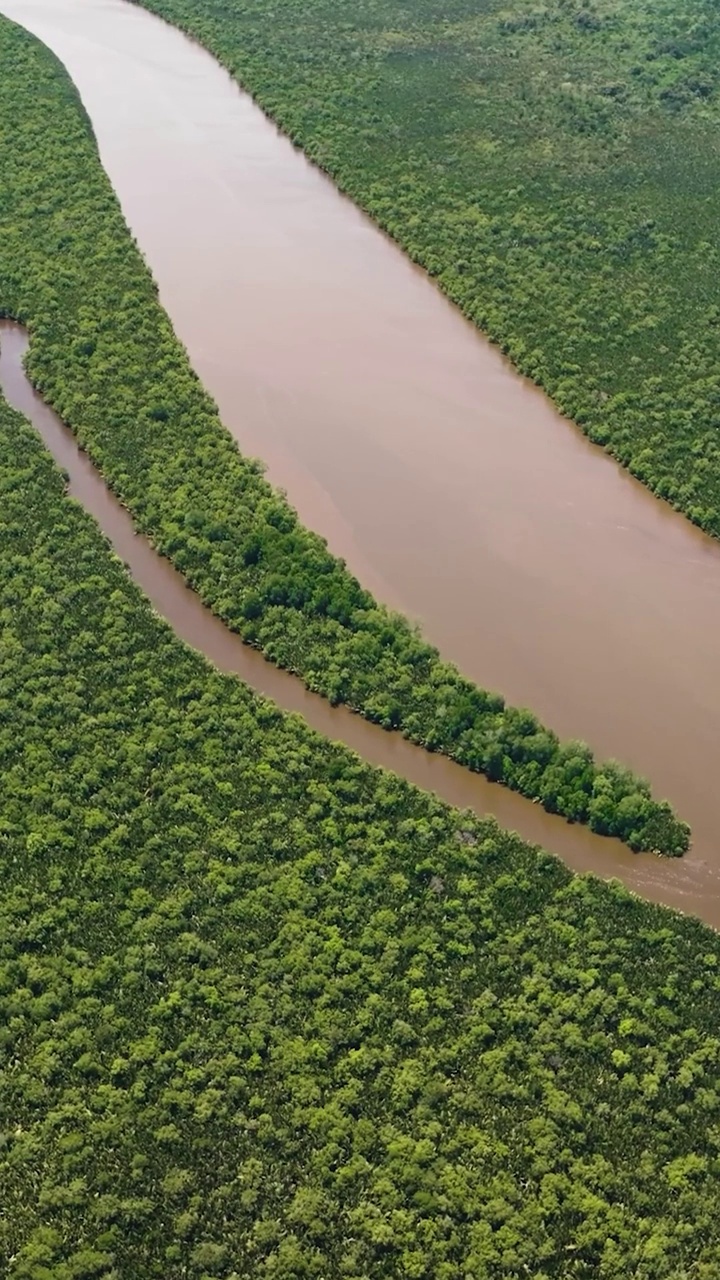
[
  {"x1": 0, "y1": 16, "x2": 686, "y2": 853},
  {"x1": 3, "y1": 372, "x2": 720, "y2": 1280},
  {"x1": 135, "y1": 0, "x2": 720, "y2": 535}
]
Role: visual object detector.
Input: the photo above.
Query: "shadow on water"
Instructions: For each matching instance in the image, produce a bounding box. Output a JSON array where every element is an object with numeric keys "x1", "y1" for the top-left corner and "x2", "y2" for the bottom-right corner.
[{"x1": 2, "y1": 318, "x2": 720, "y2": 927}]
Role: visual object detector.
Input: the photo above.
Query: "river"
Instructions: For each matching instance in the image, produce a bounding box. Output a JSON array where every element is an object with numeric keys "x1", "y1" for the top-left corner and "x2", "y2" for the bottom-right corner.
[
  {"x1": 1, "y1": 0, "x2": 720, "y2": 923},
  {"x1": 3, "y1": 315, "x2": 717, "y2": 923}
]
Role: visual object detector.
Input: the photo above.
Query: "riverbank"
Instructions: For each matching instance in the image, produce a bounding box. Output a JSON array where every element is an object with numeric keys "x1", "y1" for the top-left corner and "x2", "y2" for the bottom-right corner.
[
  {"x1": 4, "y1": 10, "x2": 720, "y2": 1273},
  {"x1": 5, "y1": 0, "x2": 720, "y2": 870},
  {"x1": 5, "y1": 316, "x2": 719, "y2": 920},
  {"x1": 3, "y1": 314, "x2": 720, "y2": 1280},
  {"x1": 0, "y1": 10, "x2": 686, "y2": 854}
]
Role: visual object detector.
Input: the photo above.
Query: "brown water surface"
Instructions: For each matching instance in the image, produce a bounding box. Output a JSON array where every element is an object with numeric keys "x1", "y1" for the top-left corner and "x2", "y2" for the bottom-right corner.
[
  {"x1": 2, "y1": 317, "x2": 720, "y2": 924},
  {"x1": 1, "y1": 0, "x2": 720, "y2": 919}
]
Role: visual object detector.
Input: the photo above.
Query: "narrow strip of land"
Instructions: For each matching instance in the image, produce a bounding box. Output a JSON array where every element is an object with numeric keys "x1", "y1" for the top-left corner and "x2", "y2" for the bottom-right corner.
[
  {"x1": 3, "y1": 347, "x2": 720, "y2": 1279},
  {"x1": 0, "y1": 9, "x2": 689, "y2": 856},
  {"x1": 2, "y1": 0, "x2": 718, "y2": 865},
  {"x1": 3, "y1": 318, "x2": 718, "y2": 923}
]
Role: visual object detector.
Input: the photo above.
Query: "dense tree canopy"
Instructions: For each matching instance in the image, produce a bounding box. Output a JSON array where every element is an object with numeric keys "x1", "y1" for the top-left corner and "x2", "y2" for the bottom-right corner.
[
  {"x1": 0, "y1": 16, "x2": 688, "y2": 853},
  {"x1": 1, "y1": 8, "x2": 720, "y2": 1274},
  {"x1": 2, "y1": 386, "x2": 720, "y2": 1279}
]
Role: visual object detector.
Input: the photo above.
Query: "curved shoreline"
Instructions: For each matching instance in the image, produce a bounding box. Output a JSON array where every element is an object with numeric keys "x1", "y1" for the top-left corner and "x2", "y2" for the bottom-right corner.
[
  {"x1": 3, "y1": 0, "x2": 720, "y2": 863},
  {"x1": 3, "y1": 317, "x2": 720, "y2": 924}
]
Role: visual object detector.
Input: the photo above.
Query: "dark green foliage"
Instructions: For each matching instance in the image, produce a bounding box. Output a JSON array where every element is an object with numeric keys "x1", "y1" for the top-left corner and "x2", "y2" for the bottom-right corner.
[
  {"x1": 0, "y1": 16, "x2": 687, "y2": 853},
  {"x1": 2, "y1": 396, "x2": 720, "y2": 1278},
  {"x1": 4, "y1": 8, "x2": 720, "y2": 1274}
]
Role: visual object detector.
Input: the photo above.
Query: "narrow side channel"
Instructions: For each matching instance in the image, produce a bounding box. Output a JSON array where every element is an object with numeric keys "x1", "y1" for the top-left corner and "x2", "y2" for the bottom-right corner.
[
  {"x1": 2, "y1": 318, "x2": 719, "y2": 926},
  {"x1": 3, "y1": 0, "x2": 720, "y2": 871}
]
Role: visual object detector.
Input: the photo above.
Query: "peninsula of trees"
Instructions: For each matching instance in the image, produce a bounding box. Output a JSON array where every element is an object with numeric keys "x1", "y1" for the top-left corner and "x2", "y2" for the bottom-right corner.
[
  {"x1": 0, "y1": 18, "x2": 688, "y2": 854},
  {"x1": 3, "y1": 6, "x2": 720, "y2": 1276}
]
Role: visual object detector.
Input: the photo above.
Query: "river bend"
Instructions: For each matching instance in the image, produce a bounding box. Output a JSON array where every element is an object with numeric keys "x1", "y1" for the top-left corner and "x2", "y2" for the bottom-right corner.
[
  {"x1": 2, "y1": 318, "x2": 720, "y2": 925},
  {"x1": 1, "y1": 0, "x2": 720, "y2": 919}
]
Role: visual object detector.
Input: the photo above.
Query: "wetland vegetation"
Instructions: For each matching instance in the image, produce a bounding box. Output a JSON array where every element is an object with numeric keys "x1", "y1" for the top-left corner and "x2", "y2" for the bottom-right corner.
[
  {"x1": 0, "y1": 17, "x2": 687, "y2": 853},
  {"x1": 3, "y1": 375, "x2": 720, "y2": 1279},
  {"x1": 3, "y1": 3, "x2": 720, "y2": 1274}
]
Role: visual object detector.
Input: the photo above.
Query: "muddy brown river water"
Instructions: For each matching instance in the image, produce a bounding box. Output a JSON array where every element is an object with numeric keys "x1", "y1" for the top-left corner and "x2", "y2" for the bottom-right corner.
[
  {"x1": 2, "y1": 0, "x2": 720, "y2": 923},
  {"x1": 2, "y1": 316, "x2": 716, "y2": 923}
]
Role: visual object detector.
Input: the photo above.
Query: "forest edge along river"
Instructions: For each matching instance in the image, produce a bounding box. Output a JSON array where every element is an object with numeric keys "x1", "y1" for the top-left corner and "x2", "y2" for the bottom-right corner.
[
  {"x1": 2, "y1": 316, "x2": 720, "y2": 926},
  {"x1": 2, "y1": 0, "x2": 720, "y2": 916}
]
